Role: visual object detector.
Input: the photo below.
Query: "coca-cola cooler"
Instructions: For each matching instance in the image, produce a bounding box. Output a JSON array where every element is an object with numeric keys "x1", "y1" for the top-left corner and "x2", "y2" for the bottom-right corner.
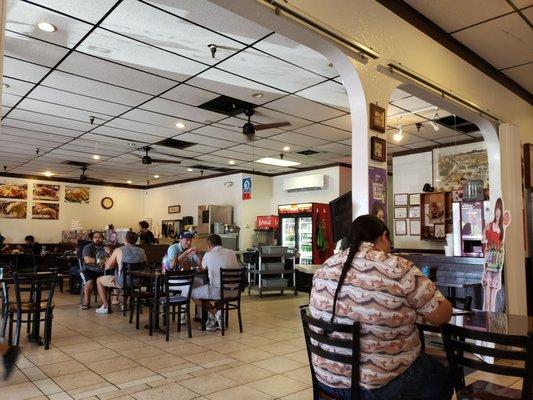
[{"x1": 278, "y1": 203, "x2": 333, "y2": 264}]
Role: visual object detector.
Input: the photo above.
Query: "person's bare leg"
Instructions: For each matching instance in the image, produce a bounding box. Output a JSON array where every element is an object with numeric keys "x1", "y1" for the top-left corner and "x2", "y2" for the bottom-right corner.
[
  {"x1": 96, "y1": 277, "x2": 109, "y2": 309},
  {"x1": 83, "y1": 281, "x2": 93, "y2": 306}
]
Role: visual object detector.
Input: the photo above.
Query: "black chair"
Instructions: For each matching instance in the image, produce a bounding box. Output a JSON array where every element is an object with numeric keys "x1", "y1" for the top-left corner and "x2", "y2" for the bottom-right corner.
[
  {"x1": 0, "y1": 267, "x2": 8, "y2": 338},
  {"x1": 442, "y1": 324, "x2": 533, "y2": 400},
  {"x1": 149, "y1": 270, "x2": 195, "y2": 340},
  {"x1": 9, "y1": 272, "x2": 57, "y2": 349},
  {"x1": 202, "y1": 268, "x2": 245, "y2": 336},
  {"x1": 300, "y1": 307, "x2": 361, "y2": 400},
  {"x1": 14, "y1": 253, "x2": 36, "y2": 273}
]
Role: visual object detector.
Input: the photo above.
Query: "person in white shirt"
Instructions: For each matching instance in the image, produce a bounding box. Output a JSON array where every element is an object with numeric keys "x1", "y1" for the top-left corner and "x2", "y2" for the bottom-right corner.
[{"x1": 192, "y1": 234, "x2": 239, "y2": 331}]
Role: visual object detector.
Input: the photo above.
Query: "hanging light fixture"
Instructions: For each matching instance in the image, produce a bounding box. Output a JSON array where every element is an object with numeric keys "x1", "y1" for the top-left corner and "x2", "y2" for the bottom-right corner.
[{"x1": 393, "y1": 126, "x2": 403, "y2": 142}]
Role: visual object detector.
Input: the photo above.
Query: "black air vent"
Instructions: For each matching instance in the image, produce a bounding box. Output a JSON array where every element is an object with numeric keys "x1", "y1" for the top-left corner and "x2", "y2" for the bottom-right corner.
[
  {"x1": 156, "y1": 138, "x2": 195, "y2": 150},
  {"x1": 297, "y1": 150, "x2": 320, "y2": 156},
  {"x1": 436, "y1": 115, "x2": 479, "y2": 133},
  {"x1": 61, "y1": 161, "x2": 89, "y2": 167},
  {"x1": 198, "y1": 95, "x2": 255, "y2": 116}
]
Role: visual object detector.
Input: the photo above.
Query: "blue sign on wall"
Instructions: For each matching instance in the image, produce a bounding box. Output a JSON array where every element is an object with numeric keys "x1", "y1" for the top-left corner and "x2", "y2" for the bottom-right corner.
[{"x1": 242, "y1": 177, "x2": 251, "y2": 200}]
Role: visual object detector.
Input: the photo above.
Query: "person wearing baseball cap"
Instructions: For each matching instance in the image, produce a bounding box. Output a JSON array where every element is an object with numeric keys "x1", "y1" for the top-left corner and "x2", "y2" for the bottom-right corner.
[{"x1": 162, "y1": 232, "x2": 201, "y2": 271}]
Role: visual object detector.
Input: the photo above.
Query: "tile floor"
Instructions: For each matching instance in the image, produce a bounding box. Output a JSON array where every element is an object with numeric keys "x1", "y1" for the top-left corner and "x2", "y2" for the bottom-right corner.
[{"x1": 0, "y1": 291, "x2": 525, "y2": 399}]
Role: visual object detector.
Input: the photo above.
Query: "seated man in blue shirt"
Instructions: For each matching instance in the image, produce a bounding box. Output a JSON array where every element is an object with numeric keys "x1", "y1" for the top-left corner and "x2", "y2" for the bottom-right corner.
[{"x1": 162, "y1": 232, "x2": 201, "y2": 271}]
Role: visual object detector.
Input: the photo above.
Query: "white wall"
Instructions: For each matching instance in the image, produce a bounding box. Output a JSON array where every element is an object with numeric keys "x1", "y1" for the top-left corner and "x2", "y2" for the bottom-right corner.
[
  {"x1": 240, "y1": 174, "x2": 273, "y2": 249},
  {"x1": 0, "y1": 177, "x2": 144, "y2": 244}
]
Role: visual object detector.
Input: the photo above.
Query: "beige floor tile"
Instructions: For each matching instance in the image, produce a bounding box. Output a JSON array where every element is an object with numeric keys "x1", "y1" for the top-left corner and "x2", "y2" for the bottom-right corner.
[
  {"x1": 180, "y1": 372, "x2": 239, "y2": 395},
  {"x1": 226, "y1": 348, "x2": 274, "y2": 363},
  {"x1": 71, "y1": 348, "x2": 121, "y2": 364},
  {"x1": 97, "y1": 384, "x2": 150, "y2": 400},
  {"x1": 59, "y1": 342, "x2": 106, "y2": 355},
  {"x1": 41, "y1": 360, "x2": 88, "y2": 378},
  {"x1": 131, "y1": 382, "x2": 197, "y2": 400},
  {"x1": 182, "y1": 351, "x2": 236, "y2": 367},
  {"x1": 117, "y1": 346, "x2": 166, "y2": 360},
  {"x1": 218, "y1": 364, "x2": 274, "y2": 384},
  {"x1": 136, "y1": 354, "x2": 184, "y2": 371},
  {"x1": 24, "y1": 349, "x2": 73, "y2": 366},
  {"x1": 280, "y1": 387, "x2": 314, "y2": 399},
  {"x1": 0, "y1": 369, "x2": 29, "y2": 387},
  {"x1": 256, "y1": 342, "x2": 301, "y2": 356},
  {"x1": 85, "y1": 356, "x2": 140, "y2": 375},
  {"x1": 69, "y1": 383, "x2": 118, "y2": 400},
  {"x1": 33, "y1": 377, "x2": 63, "y2": 395},
  {"x1": 206, "y1": 384, "x2": 274, "y2": 400},
  {"x1": 247, "y1": 375, "x2": 309, "y2": 397},
  {"x1": 52, "y1": 370, "x2": 106, "y2": 391},
  {"x1": 47, "y1": 392, "x2": 74, "y2": 400},
  {"x1": 284, "y1": 349, "x2": 310, "y2": 364},
  {"x1": 203, "y1": 341, "x2": 251, "y2": 354},
  {"x1": 0, "y1": 382, "x2": 43, "y2": 400},
  {"x1": 252, "y1": 356, "x2": 305, "y2": 374},
  {"x1": 465, "y1": 370, "x2": 520, "y2": 387},
  {"x1": 53, "y1": 335, "x2": 90, "y2": 347},
  {"x1": 105, "y1": 366, "x2": 158, "y2": 385},
  {"x1": 164, "y1": 343, "x2": 206, "y2": 357},
  {"x1": 283, "y1": 366, "x2": 312, "y2": 385},
  {"x1": 21, "y1": 366, "x2": 48, "y2": 381}
]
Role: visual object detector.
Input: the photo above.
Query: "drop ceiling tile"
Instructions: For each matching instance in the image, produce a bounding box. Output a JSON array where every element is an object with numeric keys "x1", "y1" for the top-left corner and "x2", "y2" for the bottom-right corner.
[
  {"x1": 60, "y1": 143, "x2": 124, "y2": 157},
  {"x1": 59, "y1": 51, "x2": 178, "y2": 96},
  {"x1": 29, "y1": 86, "x2": 130, "y2": 116},
  {"x1": 389, "y1": 146, "x2": 409, "y2": 154},
  {"x1": 185, "y1": 144, "x2": 219, "y2": 154},
  {"x1": 391, "y1": 96, "x2": 433, "y2": 111},
  {"x1": 229, "y1": 144, "x2": 278, "y2": 157},
  {"x1": 42, "y1": 70, "x2": 151, "y2": 106},
  {"x1": 434, "y1": 135, "x2": 469, "y2": 144},
  {"x1": 386, "y1": 131, "x2": 427, "y2": 146},
  {"x1": 4, "y1": 31, "x2": 69, "y2": 67},
  {"x1": 339, "y1": 138, "x2": 351, "y2": 146},
  {"x1": 2, "y1": 93, "x2": 21, "y2": 108},
  {"x1": 250, "y1": 107, "x2": 310, "y2": 130},
  {"x1": 92, "y1": 125, "x2": 162, "y2": 144},
  {"x1": 196, "y1": 154, "x2": 236, "y2": 165},
  {"x1": 387, "y1": 104, "x2": 405, "y2": 118},
  {"x1": 1, "y1": 121, "x2": 78, "y2": 139},
  {"x1": 1, "y1": 133, "x2": 59, "y2": 149},
  {"x1": 30, "y1": 0, "x2": 117, "y2": 24},
  {"x1": 144, "y1": 0, "x2": 271, "y2": 44},
  {"x1": 3, "y1": 57, "x2": 50, "y2": 82},
  {"x1": 503, "y1": 62, "x2": 533, "y2": 93},
  {"x1": 107, "y1": 117, "x2": 177, "y2": 138},
  {"x1": 193, "y1": 125, "x2": 244, "y2": 143},
  {"x1": 315, "y1": 142, "x2": 351, "y2": 155},
  {"x1": 174, "y1": 132, "x2": 235, "y2": 148},
  {"x1": 7, "y1": 108, "x2": 90, "y2": 132},
  {"x1": 140, "y1": 98, "x2": 226, "y2": 124},
  {"x1": 269, "y1": 131, "x2": 329, "y2": 147},
  {"x1": 389, "y1": 88, "x2": 412, "y2": 102},
  {"x1": 264, "y1": 95, "x2": 345, "y2": 122},
  {"x1": 321, "y1": 114, "x2": 351, "y2": 132},
  {"x1": 6, "y1": 0, "x2": 93, "y2": 47},
  {"x1": 297, "y1": 81, "x2": 349, "y2": 111},
  {"x1": 251, "y1": 138, "x2": 301, "y2": 152},
  {"x1": 161, "y1": 84, "x2": 219, "y2": 106},
  {"x1": 2, "y1": 106, "x2": 12, "y2": 117},
  {"x1": 210, "y1": 149, "x2": 255, "y2": 162},
  {"x1": 78, "y1": 28, "x2": 207, "y2": 81},
  {"x1": 217, "y1": 48, "x2": 325, "y2": 92},
  {"x1": 150, "y1": 146, "x2": 199, "y2": 159},
  {"x1": 120, "y1": 109, "x2": 203, "y2": 133},
  {"x1": 293, "y1": 124, "x2": 351, "y2": 141},
  {"x1": 17, "y1": 98, "x2": 111, "y2": 123},
  {"x1": 188, "y1": 68, "x2": 285, "y2": 105},
  {"x1": 468, "y1": 131, "x2": 484, "y2": 138},
  {"x1": 254, "y1": 33, "x2": 337, "y2": 78},
  {"x1": 403, "y1": 0, "x2": 514, "y2": 33},
  {"x1": 2, "y1": 77, "x2": 35, "y2": 97},
  {"x1": 452, "y1": 12, "x2": 533, "y2": 69},
  {"x1": 403, "y1": 140, "x2": 437, "y2": 150}
]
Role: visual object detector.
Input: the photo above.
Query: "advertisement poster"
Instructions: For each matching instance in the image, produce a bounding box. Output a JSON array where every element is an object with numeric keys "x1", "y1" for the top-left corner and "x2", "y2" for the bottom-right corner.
[
  {"x1": 33, "y1": 184, "x2": 60, "y2": 201},
  {"x1": 32, "y1": 202, "x2": 59, "y2": 219},
  {"x1": 481, "y1": 197, "x2": 510, "y2": 311},
  {"x1": 242, "y1": 177, "x2": 251, "y2": 200},
  {"x1": 369, "y1": 167, "x2": 387, "y2": 223}
]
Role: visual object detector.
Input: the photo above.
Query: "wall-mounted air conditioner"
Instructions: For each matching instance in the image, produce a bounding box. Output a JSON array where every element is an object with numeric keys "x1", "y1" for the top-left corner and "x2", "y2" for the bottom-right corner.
[{"x1": 283, "y1": 174, "x2": 326, "y2": 192}]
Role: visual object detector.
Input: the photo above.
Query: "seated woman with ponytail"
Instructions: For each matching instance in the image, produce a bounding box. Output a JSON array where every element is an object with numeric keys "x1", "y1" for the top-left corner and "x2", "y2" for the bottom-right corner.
[{"x1": 310, "y1": 214, "x2": 453, "y2": 400}]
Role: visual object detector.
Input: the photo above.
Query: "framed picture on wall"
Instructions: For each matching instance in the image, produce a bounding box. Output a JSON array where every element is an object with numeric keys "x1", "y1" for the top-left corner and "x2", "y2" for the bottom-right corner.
[
  {"x1": 394, "y1": 193, "x2": 408, "y2": 206},
  {"x1": 394, "y1": 206, "x2": 407, "y2": 219},
  {"x1": 408, "y1": 206, "x2": 420, "y2": 218},
  {"x1": 394, "y1": 220, "x2": 407, "y2": 236},
  {"x1": 409, "y1": 219, "x2": 421, "y2": 236},
  {"x1": 370, "y1": 136, "x2": 386, "y2": 162},
  {"x1": 408, "y1": 193, "x2": 420, "y2": 206},
  {"x1": 168, "y1": 205, "x2": 181, "y2": 214},
  {"x1": 434, "y1": 223, "x2": 446, "y2": 239},
  {"x1": 369, "y1": 103, "x2": 386, "y2": 133}
]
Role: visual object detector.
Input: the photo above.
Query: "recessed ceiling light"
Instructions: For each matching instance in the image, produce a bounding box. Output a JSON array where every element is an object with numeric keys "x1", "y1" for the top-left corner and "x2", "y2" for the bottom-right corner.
[
  {"x1": 252, "y1": 93, "x2": 263, "y2": 98},
  {"x1": 43, "y1": 171, "x2": 54, "y2": 177},
  {"x1": 92, "y1": 154, "x2": 100, "y2": 160},
  {"x1": 187, "y1": 168, "x2": 193, "y2": 172},
  {"x1": 283, "y1": 146, "x2": 291, "y2": 151},
  {"x1": 228, "y1": 160, "x2": 236, "y2": 165},
  {"x1": 37, "y1": 22, "x2": 57, "y2": 32},
  {"x1": 126, "y1": 180, "x2": 133, "y2": 184},
  {"x1": 175, "y1": 122, "x2": 186, "y2": 129},
  {"x1": 153, "y1": 175, "x2": 160, "y2": 179},
  {"x1": 2, "y1": 83, "x2": 9, "y2": 89},
  {"x1": 255, "y1": 157, "x2": 301, "y2": 167}
]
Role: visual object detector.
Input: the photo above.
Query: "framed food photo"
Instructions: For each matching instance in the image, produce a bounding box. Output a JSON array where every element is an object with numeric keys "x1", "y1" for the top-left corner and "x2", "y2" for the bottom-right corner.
[
  {"x1": 0, "y1": 182, "x2": 27, "y2": 199},
  {"x1": 409, "y1": 219, "x2": 421, "y2": 236},
  {"x1": 394, "y1": 206, "x2": 407, "y2": 219},
  {"x1": 394, "y1": 193, "x2": 408, "y2": 206},
  {"x1": 369, "y1": 103, "x2": 386, "y2": 133},
  {"x1": 33, "y1": 184, "x2": 60, "y2": 201},
  {"x1": 408, "y1": 206, "x2": 420, "y2": 218},
  {"x1": 370, "y1": 136, "x2": 386, "y2": 162},
  {"x1": 32, "y1": 202, "x2": 59, "y2": 220},
  {"x1": 408, "y1": 193, "x2": 420, "y2": 206},
  {"x1": 394, "y1": 219, "x2": 407, "y2": 236}
]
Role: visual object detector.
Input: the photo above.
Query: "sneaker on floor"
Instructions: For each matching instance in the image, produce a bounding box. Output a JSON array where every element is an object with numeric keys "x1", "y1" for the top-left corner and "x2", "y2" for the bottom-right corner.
[
  {"x1": 2, "y1": 346, "x2": 20, "y2": 380},
  {"x1": 205, "y1": 319, "x2": 218, "y2": 331},
  {"x1": 95, "y1": 306, "x2": 108, "y2": 314}
]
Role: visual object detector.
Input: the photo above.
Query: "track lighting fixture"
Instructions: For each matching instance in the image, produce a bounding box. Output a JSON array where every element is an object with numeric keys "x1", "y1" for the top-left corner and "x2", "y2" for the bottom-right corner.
[
  {"x1": 431, "y1": 112, "x2": 440, "y2": 131},
  {"x1": 208, "y1": 44, "x2": 217, "y2": 58}
]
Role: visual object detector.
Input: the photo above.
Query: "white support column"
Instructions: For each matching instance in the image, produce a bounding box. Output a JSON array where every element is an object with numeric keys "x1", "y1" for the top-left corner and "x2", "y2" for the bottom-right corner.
[{"x1": 499, "y1": 123, "x2": 527, "y2": 315}]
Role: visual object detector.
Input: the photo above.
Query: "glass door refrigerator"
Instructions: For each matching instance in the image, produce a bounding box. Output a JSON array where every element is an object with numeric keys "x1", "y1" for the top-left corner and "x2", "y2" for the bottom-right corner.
[{"x1": 278, "y1": 203, "x2": 333, "y2": 264}]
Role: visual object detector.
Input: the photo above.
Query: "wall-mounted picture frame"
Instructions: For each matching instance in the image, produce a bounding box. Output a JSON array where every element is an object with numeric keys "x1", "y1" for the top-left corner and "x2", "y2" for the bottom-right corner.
[
  {"x1": 434, "y1": 223, "x2": 446, "y2": 239},
  {"x1": 394, "y1": 193, "x2": 408, "y2": 206},
  {"x1": 369, "y1": 103, "x2": 386, "y2": 133},
  {"x1": 409, "y1": 219, "x2": 421, "y2": 236},
  {"x1": 408, "y1": 206, "x2": 420, "y2": 219},
  {"x1": 394, "y1": 219, "x2": 407, "y2": 236},
  {"x1": 524, "y1": 143, "x2": 532, "y2": 189},
  {"x1": 394, "y1": 206, "x2": 407, "y2": 219},
  {"x1": 370, "y1": 136, "x2": 386, "y2": 162},
  {"x1": 168, "y1": 205, "x2": 181, "y2": 214},
  {"x1": 408, "y1": 193, "x2": 420, "y2": 206}
]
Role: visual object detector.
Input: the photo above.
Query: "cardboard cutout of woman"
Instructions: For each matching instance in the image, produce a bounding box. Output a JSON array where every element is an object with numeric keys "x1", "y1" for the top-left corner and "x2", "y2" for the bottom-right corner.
[{"x1": 481, "y1": 198, "x2": 510, "y2": 311}]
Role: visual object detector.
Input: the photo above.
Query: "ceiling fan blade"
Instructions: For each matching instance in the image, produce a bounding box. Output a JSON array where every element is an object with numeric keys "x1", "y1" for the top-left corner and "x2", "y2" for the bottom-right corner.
[
  {"x1": 151, "y1": 159, "x2": 182, "y2": 165},
  {"x1": 254, "y1": 122, "x2": 292, "y2": 131}
]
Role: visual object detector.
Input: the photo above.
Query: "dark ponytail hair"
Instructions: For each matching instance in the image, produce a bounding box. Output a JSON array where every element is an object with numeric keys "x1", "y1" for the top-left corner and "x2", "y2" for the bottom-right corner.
[{"x1": 330, "y1": 214, "x2": 390, "y2": 322}]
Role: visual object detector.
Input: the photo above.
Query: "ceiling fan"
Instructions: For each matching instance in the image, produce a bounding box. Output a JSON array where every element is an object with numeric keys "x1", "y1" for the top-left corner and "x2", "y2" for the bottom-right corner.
[
  {"x1": 137, "y1": 146, "x2": 183, "y2": 165},
  {"x1": 79, "y1": 166, "x2": 104, "y2": 182},
  {"x1": 242, "y1": 108, "x2": 291, "y2": 141}
]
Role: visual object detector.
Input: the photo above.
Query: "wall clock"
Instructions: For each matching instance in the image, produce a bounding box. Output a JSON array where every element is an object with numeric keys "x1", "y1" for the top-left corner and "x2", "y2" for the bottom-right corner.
[{"x1": 101, "y1": 197, "x2": 114, "y2": 210}]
